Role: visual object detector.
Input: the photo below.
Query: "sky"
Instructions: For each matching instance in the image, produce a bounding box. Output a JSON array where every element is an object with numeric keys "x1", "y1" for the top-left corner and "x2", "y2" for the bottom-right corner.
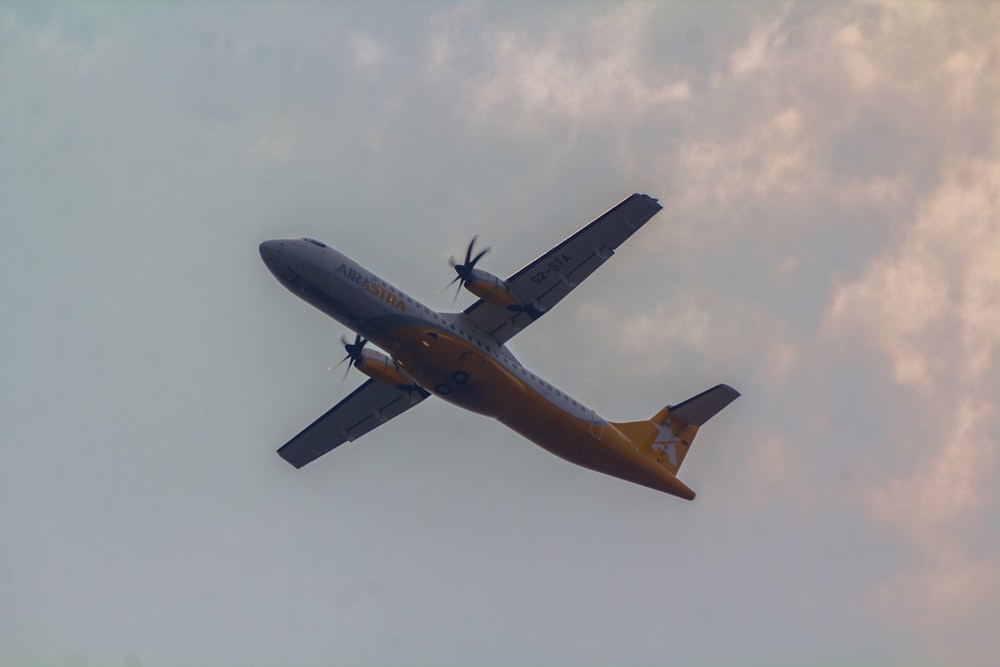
[{"x1": 1, "y1": 2, "x2": 998, "y2": 666}]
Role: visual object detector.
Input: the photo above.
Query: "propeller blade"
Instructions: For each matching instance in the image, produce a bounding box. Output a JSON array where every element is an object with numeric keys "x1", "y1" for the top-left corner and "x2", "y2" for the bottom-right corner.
[
  {"x1": 335, "y1": 334, "x2": 368, "y2": 382},
  {"x1": 471, "y1": 246, "x2": 490, "y2": 266},
  {"x1": 331, "y1": 334, "x2": 368, "y2": 371},
  {"x1": 329, "y1": 350, "x2": 353, "y2": 383},
  {"x1": 441, "y1": 255, "x2": 466, "y2": 294},
  {"x1": 445, "y1": 236, "x2": 491, "y2": 298},
  {"x1": 465, "y1": 236, "x2": 477, "y2": 265}
]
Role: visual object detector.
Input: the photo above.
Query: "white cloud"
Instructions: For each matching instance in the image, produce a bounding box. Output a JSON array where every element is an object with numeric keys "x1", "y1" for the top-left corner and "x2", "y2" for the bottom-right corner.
[
  {"x1": 941, "y1": 48, "x2": 990, "y2": 110},
  {"x1": 825, "y1": 158, "x2": 1000, "y2": 629},
  {"x1": 425, "y1": 3, "x2": 693, "y2": 137},
  {"x1": 873, "y1": 556, "x2": 1000, "y2": 657},
  {"x1": 827, "y1": 161, "x2": 1000, "y2": 391},
  {"x1": 746, "y1": 435, "x2": 817, "y2": 508},
  {"x1": 673, "y1": 105, "x2": 814, "y2": 212},
  {"x1": 834, "y1": 23, "x2": 880, "y2": 88},
  {"x1": 729, "y1": 13, "x2": 788, "y2": 77},
  {"x1": 248, "y1": 133, "x2": 298, "y2": 161},
  {"x1": 349, "y1": 31, "x2": 390, "y2": 70},
  {"x1": 594, "y1": 286, "x2": 799, "y2": 391},
  {"x1": 539, "y1": 1, "x2": 1000, "y2": 642}
]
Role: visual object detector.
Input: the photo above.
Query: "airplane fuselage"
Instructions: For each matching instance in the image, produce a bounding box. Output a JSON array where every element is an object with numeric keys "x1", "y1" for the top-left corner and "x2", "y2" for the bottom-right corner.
[{"x1": 260, "y1": 237, "x2": 698, "y2": 498}]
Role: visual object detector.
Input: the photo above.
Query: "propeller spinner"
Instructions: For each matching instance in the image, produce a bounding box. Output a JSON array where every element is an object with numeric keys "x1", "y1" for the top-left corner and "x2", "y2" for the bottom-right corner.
[{"x1": 333, "y1": 333, "x2": 368, "y2": 381}]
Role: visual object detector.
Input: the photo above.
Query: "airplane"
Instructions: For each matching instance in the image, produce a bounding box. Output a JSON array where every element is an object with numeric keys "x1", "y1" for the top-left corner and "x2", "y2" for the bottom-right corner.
[{"x1": 259, "y1": 193, "x2": 739, "y2": 500}]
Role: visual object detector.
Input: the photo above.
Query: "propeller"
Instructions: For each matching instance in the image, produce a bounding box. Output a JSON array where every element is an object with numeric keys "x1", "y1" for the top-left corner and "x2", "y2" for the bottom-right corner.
[
  {"x1": 331, "y1": 333, "x2": 368, "y2": 382},
  {"x1": 443, "y1": 236, "x2": 491, "y2": 300}
]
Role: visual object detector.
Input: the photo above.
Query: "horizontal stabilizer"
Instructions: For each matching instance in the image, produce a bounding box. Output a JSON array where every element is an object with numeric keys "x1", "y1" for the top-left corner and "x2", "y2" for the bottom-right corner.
[{"x1": 669, "y1": 384, "x2": 740, "y2": 427}]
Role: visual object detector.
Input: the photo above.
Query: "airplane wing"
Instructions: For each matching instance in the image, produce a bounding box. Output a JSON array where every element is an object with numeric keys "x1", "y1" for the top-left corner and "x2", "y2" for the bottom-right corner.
[
  {"x1": 462, "y1": 193, "x2": 663, "y2": 344},
  {"x1": 276, "y1": 379, "x2": 430, "y2": 468}
]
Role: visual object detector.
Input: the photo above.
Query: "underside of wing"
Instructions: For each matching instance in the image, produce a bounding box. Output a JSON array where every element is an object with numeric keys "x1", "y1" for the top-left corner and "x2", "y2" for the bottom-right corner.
[
  {"x1": 276, "y1": 379, "x2": 430, "y2": 468},
  {"x1": 462, "y1": 193, "x2": 662, "y2": 343}
]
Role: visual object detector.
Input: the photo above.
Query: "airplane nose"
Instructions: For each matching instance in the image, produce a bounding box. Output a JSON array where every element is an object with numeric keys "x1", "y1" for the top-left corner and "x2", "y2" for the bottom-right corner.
[{"x1": 259, "y1": 240, "x2": 281, "y2": 265}]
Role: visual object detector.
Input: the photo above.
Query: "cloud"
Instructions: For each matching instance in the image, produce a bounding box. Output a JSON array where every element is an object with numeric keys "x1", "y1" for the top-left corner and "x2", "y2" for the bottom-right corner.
[
  {"x1": 833, "y1": 23, "x2": 880, "y2": 88},
  {"x1": 477, "y1": 0, "x2": 1000, "y2": 645},
  {"x1": 825, "y1": 157, "x2": 1000, "y2": 632},
  {"x1": 4, "y1": 2, "x2": 999, "y2": 665},
  {"x1": 872, "y1": 556, "x2": 1000, "y2": 658},
  {"x1": 728, "y1": 9, "x2": 789, "y2": 77},
  {"x1": 746, "y1": 434, "x2": 818, "y2": 508},
  {"x1": 349, "y1": 31, "x2": 390, "y2": 70},
  {"x1": 671, "y1": 104, "x2": 816, "y2": 215},
  {"x1": 248, "y1": 133, "x2": 299, "y2": 162},
  {"x1": 608, "y1": 289, "x2": 799, "y2": 390},
  {"x1": 425, "y1": 3, "x2": 693, "y2": 138},
  {"x1": 827, "y1": 161, "x2": 1000, "y2": 389}
]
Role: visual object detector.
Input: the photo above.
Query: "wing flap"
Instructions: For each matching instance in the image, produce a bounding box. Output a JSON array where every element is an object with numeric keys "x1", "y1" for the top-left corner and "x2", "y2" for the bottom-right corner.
[{"x1": 276, "y1": 379, "x2": 429, "y2": 468}]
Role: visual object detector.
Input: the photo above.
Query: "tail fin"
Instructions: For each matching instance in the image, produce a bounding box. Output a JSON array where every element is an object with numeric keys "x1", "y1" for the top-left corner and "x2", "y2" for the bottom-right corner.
[{"x1": 612, "y1": 384, "x2": 740, "y2": 476}]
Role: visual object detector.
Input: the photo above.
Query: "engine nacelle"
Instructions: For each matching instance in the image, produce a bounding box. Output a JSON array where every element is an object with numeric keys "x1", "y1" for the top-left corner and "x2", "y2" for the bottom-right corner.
[
  {"x1": 465, "y1": 268, "x2": 519, "y2": 309},
  {"x1": 355, "y1": 349, "x2": 416, "y2": 389}
]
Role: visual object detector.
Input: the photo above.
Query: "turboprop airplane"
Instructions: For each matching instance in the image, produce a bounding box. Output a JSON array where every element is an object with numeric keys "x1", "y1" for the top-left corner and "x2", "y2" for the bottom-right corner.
[{"x1": 259, "y1": 193, "x2": 739, "y2": 500}]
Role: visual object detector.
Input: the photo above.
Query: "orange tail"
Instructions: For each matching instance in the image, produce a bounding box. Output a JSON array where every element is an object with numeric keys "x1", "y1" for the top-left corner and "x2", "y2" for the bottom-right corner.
[{"x1": 612, "y1": 384, "x2": 740, "y2": 476}]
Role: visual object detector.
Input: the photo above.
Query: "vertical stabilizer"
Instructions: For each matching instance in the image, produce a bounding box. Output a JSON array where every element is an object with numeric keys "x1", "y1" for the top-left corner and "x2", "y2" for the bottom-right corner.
[{"x1": 612, "y1": 384, "x2": 739, "y2": 476}]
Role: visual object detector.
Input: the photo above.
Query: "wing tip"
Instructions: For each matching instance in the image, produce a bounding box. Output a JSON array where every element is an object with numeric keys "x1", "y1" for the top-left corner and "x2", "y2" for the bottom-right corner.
[
  {"x1": 716, "y1": 383, "x2": 741, "y2": 400},
  {"x1": 276, "y1": 447, "x2": 306, "y2": 469},
  {"x1": 634, "y1": 192, "x2": 662, "y2": 209}
]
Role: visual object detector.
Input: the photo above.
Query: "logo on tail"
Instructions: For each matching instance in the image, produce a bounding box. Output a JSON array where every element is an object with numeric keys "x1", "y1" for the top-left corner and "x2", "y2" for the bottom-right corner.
[{"x1": 650, "y1": 422, "x2": 680, "y2": 468}]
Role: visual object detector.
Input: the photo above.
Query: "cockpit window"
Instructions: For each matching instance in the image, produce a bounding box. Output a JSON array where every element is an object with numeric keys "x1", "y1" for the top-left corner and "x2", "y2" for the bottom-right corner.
[{"x1": 304, "y1": 237, "x2": 327, "y2": 248}]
